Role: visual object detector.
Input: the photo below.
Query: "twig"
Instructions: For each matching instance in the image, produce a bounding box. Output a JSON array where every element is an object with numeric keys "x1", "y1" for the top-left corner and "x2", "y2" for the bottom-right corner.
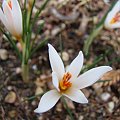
[{"x1": 50, "y1": 7, "x2": 79, "y2": 21}]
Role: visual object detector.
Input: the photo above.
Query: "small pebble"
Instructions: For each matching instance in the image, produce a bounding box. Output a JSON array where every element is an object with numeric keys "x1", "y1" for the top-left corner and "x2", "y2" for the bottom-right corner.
[
  {"x1": 5, "y1": 91, "x2": 17, "y2": 104},
  {"x1": 31, "y1": 100, "x2": 36, "y2": 106},
  {"x1": 17, "y1": 42, "x2": 22, "y2": 52},
  {"x1": 93, "y1": 16, "x2": 98, "y2": 24},
  {"x1": 117, "y1": 37, "x2": 120, "y2": 42},
  {"x1": 100, "y1": 92, "x2": 111, "y2": 102},
  {"x1": 62, "y1": 51, "x2": 69, "y2": 62},
  {"x1": 79, "y1": 116, "x2": 84, "y2": 120},
  {"x1": 56, "y1": 102, "x2": 62, "y2": 112},
  {"x1": 31, "y1": 33, "x2": 35, "y2": 39},
  {"x1": 93, "y1": 84, "x2": 103, "y2": 95},
  {"x1": 37, "y1": 19, "x2": 44, "y2": 25},
  {"x1": 16, "y1": 67, "x2": 21, "y2": 74},
  {"x1": 40, "y1": 74, "x2": 47, "y2": 80},
  {"x1": 82, "y1": 88, "x2": 90, "y2": 98},
  {"x1": 8, "y1": 110, "x2": 17, "y2": 118},
  {"x1": 32, "y1": 65, "x2": 37, "y2": 70},
  {"x1": 103, "y1": 0, "x2": 110, "y2": 5},
  {"x1": 38, "y1": 116, "x2": 44, "y2": 120},
  {"x1": 7, "y1": 86, "x2": 13, "y2": 91},
  {"x1": 51, "y1": 27, "x2": 61, "y2": 36},
  {"x1": 0, "y1": 49, "x2": 8, "y2": 60},
  {"x1": 108, "y1": 101, "x2": 114, "y2": 113},
  {"x1": 35, "y1": 87, "x2": 44, "y2": 95},
  {"x1": 65, "y1": 98, "x2": 75, "y2": 109},
  {"x1": 112, "y1": 96, "x2": 119, "y2": 103}
]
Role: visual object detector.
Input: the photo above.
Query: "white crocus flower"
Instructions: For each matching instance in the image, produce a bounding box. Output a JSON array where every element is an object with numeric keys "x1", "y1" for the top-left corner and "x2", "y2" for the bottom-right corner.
[
  {"x1": 34, "y1": 44, "x2": 112, "y2": 113},
  {"x1": 104, "y1": 0, "x2": 120, "y2": 29},
  {"x1": 0, "y1": 0, "x2": 22, "y2": 39}
]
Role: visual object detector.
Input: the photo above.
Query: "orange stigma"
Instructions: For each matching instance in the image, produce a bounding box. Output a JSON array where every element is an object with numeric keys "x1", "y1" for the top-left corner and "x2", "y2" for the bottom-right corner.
[
  {"x1": 59, "y1": 72, "x2": 72, "y2": 91},
  {"x1": 7, "y1": 0, "x2": 12, "y2": 9},
  {"x1": 110, "y1": 12, "x2": 120, "y2": 24}
]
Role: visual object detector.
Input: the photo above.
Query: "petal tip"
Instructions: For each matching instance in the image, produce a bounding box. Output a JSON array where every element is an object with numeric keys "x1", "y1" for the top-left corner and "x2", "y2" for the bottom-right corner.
[
  {"x1": 81, "y1": 97, "x2": 88, "y2": 104},
  {"x1": 48, "y1": 43, "x2": 52, "y2": 48},
  {"x1": 105, "y1": 66, "x2": 113, "y2": 71},
  {"x1": 79, "y1": 51, "x2": 83, "y2": 55},
  {"x1": 34, "y1": 108, "x2": 45, "y2": 114},
  {"x1": 34, "y1": 108, "x2": 40, "y2": 113},
  {"x1": 48, "y1": 43, "x2": 53, "y2": 52},
  {"x1": 108, "y1": 66, "x2": 112, "y2": 70},
  {"x1": 79, "y1": 51, "x2": 82, "y2": 54},
  {"x1": 48, "y1": 43, "x2": 52, "y2": 52},
  {"x1": 79, "y1": 51, "x2": 84, "y2": 59},
  {"x1": 85, "y1": 99, "x2": 88, "y2": 103},
  {"x1": 48, "y1": 43, "x2": 50, "y2": 46}
]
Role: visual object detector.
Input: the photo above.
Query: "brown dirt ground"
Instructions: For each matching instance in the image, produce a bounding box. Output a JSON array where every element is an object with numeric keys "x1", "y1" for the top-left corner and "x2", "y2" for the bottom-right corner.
[{"x1": 0, "y1": 0, "x2": 120, "y2": 120}]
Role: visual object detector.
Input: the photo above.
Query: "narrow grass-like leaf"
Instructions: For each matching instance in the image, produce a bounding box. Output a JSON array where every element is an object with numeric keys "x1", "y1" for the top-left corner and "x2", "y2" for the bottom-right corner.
[
  {"x1": 28, "y1": 0, "x2": 36, "y2": 30},
  {"x1": 23, "y1": 93, "x2": 45, "y2": 102},
  {"x1": 105, "y1": 57, "x2": 120, "y2": 66},
  {"x1": 33, "y1": 20, "x2": 45, "y2": 42},
  {"x1": 81, "y1": 49, "x2": 113, "y2": 73},
  {"x1": 0, "y1": 28, "x2": 22, "y2": 61},
  {"x1": 22, "y1": 9, "x2": 27, "y2": 42},
  {"x1": 31, "y1": 0, "x2": 49, "y2": 28},
  {"x1": 61, "y1": 97, "x2": 74, "y2": 120},
  {"x1": 29, "y1": 38, "x2": 48, "y2": 60}
]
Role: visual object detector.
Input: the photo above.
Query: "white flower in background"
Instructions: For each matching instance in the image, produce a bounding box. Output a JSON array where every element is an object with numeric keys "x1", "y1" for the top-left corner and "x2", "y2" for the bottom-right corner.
[
  {"x1": 0, "y1": 0, "x2": 22, "y2": 39},
  {"x1": 104, "y1": 0, "x2": 120, "y2": 29},
  {"x1": 34, "y1": 44, "x2": 112, "y2": 113}
]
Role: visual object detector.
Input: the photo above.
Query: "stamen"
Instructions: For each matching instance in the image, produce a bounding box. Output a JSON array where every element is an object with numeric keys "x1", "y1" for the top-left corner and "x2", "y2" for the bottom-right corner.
[
  {"x1": 59, "y1": 72, "x2": 72, "y2": 91},
  {"x1": 7, "y1": 0, "x2": 12, "y2": 9},
  {"x1": 110, "y1": 12, "x2": 120, "y2": 24}
]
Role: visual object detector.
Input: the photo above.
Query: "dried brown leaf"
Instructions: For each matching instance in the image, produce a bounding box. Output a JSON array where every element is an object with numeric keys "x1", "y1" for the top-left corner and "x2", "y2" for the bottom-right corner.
[{"x1": 100, "y1": 70, "x2": 120, "y2": 87}]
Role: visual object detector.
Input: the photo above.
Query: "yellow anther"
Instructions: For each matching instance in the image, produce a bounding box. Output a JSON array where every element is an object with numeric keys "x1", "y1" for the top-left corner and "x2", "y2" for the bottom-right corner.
[
  {"x1": 59, "y1": 72, "x2": 72, "y2": 91},
  {"x1": 110, "y1": 12, "x2": 120, "y2": 24},
  {"x1": 7, "y1": 0, "x2": 12, "y2": 9}
]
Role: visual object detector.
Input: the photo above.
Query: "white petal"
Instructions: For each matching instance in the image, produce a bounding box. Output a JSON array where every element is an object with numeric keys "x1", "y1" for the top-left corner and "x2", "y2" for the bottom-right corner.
[
  {"x1": 108, "y1": 22, "x2": 120, "y2": 29},
  {"x1": 11, "y1": 0, "x2": 22, "y2": 35},
  {"x1": 74, "y1": 66, "x2": 112, "y2": 89},
  {"x1": 34, "y1": 90, "x2": 61, "y2": 113},
  {"x1": 52, "y1": 72, "x2": 60, "y2": 91},
  {"x1": 63, "y1": 88, "x2": 88, "y2": 103},
  {"x1": 104, "y1": 0, "x2": 120, "y2": 29},
  {"x1": 105, "y1": 12, "x2": 120, "y2": 29},
  {"x1": 48, "y1": 44, "x2": 65, "y2": 80},
  {"x1": 109, "y1": 0, "x2": 120, "y2": 16},
  {"x1": 0, "y1": 8, "x2": 7, "y2": 27},
  {"x1": 0, "y1": 10, "x2": 13, "y2": 32},
  {"x1": 2, "y1": 1, "x2": 16, "y2": 35},
  {"x1": 67, "y1": 51, "x2": 83, "y2": 80}
]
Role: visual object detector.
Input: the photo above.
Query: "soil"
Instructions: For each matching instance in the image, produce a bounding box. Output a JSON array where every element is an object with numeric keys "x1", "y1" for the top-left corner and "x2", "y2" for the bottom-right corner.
[{"x1": 0, "y1": 0, "x2": 120, "y2": 120}]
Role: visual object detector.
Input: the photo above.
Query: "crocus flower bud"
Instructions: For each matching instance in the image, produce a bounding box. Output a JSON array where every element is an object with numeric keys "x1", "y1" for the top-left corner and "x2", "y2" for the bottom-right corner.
[
  {"x1": 0, "y1": 0, "x2": 22, "y2": 40},
  {"x1": 104, "y1": 0, "x2": 120, "y2": 29}
]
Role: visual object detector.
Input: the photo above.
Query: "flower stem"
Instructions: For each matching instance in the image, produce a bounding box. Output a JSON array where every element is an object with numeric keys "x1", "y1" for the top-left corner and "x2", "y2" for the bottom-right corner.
[
  {"x1": 21, "y1": 43, "x2": 29, "y2": 83},
  {"x1": 61, "y1": 97, "x2": 74, "y2": 120},
  {"x1": 21, "y1": 62, "x2": 29, "y2": 83}
]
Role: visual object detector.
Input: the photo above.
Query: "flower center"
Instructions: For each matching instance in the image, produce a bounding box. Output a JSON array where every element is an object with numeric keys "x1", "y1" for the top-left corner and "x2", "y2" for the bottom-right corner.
[
  {"x1": 59, "y1": 72, "x2": 72, "y2": 91},
  {"x1": 110, "y1": 12, "x2": 120, "y2": 24},
  {"x1": 7, "y1": 0, "x2": 12, "y2": 9}
]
